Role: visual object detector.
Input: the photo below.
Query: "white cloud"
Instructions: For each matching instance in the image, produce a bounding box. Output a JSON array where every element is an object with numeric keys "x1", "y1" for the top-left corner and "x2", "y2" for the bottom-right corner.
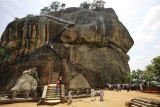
[
  {"x1": 130, "y1": 5, "x2": 160, "y2": 49},
  {"x1": 128, "y1": 4, "x2": 160, "y2": 71},
  {"x1": 141, "y1": 5, "x2": 160, "y2": 31},
  {"x1": 154, "y1": 44, "x2": 160, "y2": 49}
]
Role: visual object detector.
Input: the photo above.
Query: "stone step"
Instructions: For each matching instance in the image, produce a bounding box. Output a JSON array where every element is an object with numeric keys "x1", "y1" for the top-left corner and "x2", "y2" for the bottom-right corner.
[
  {"x1": 132, "y1": 100, "x2": 152, "y2": 106},
  {"x1": 47, "y1": 86, "x2": 60, "y2": 88},
  {"x1": 46, "y1": 96, "x2": 60, "y2": 98},
  {"x1": 46, "y1": 93, "x2": 60, "y2": 95},
  {"x1": 50, "y1": 80, "x2": 58, "y2": 81},
  {"x1": 131, "y1": 105, "x2": 139, "y2": 107},
  {"x1": 45, "y1": 97, "x2": 60, "y2": 100},
  {"x1": 130, "y1": 102, "x2": 147, "y2": 107},
  {"x1": 47, "y1": 88, "x2": 61, "y2": 91},
  {"x1": 47, "y1": 87, "x2": 60, "y2": 89},
  {"x1": 48, "y1": 84, "x2": 56, "y2": 86},
  {"x1": 47, "y1": 87, "x2": 56, "y2": 89},
  {"x1": 47, "y1": 91, "x2": 60, "y2": 93},
  {"x1": 46, "y1": 95, "x2": 60, "y2": 97},
  {"x1": 47, "y1": 92, "x2": 61, "y2": 94},
  {"x1": 134, "y1": 98, "x2": 152, "y2": 103},
  {"x1": 45, "y1": 99, "x2": 61, "y2": 103}
]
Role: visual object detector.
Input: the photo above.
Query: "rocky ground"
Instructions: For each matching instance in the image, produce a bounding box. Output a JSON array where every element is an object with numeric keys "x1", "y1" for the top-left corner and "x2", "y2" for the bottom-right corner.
[{"x1": 0, "y1": 90, "x2": 159, "y2": 107}]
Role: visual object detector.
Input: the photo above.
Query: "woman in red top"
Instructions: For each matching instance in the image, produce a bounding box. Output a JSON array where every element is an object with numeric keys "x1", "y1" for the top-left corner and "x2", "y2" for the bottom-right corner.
[{"x1": 56, "y1": 81, "x2": 60, "y2": 94}]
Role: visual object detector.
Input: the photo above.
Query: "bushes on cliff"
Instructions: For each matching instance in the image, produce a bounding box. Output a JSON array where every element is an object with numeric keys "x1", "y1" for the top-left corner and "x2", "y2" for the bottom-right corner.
[{"x1": 40, "y1": 1, "x2": 66, "y2": 14}]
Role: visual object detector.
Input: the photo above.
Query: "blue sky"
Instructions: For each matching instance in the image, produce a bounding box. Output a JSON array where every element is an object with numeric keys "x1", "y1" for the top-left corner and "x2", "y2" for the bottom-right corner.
[{"x1": 0, "y1": 0, "x2": 160, "y2": 71}]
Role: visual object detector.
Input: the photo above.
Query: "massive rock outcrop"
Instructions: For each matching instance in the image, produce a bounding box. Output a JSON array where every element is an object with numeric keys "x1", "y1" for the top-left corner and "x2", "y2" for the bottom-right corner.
[{"x1": 0, "y1": 7, "x2": 134, "y2": 92}]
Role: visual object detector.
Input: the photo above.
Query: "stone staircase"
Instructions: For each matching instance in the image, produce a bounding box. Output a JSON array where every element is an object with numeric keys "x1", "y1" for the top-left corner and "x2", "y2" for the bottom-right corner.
[
  {"x1": 38, "y1": 72, "x2": 61, "y2": 105},
  {"x1": 45, "y1": 72, "x2": 60, "y2": 105},
  {"x1": 45, "y1": 84, "x2": 61, "y2": 104},
  {"x1": 126, "y1": 98, "x2": 160, "y2": 107}
]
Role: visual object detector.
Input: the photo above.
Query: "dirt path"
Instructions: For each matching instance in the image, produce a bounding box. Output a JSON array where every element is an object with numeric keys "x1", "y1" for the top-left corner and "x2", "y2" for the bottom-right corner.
[{"x1": 0, "y1": 90, "x2": 159, "y2": 107}]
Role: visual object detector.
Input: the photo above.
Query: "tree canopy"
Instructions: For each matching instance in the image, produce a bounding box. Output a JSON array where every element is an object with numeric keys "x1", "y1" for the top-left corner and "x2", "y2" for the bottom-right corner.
[
  {"x1": 124, "y1": 56, "x2": 160, "y2": 86},
  {"x1": 40, "y1": 1, "x2": 66, "y2": 14}
]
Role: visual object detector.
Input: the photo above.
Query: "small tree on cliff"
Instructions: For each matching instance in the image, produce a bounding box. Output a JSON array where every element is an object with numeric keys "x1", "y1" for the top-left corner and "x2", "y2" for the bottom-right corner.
[
  {"x1": 40, "y1": 7, "x2": 51, "y2": 14},
  {"x1": 50, "y1": 1, "x2": 60, "y2": 11},
  {"x1": 91, "y1": 0, "x2": 106, "y2": 9},
  {"x1": 40, "y1": 1, "x2": 65, "y2": 14},
  {"x1": 80, "y1": 1, "x2": 91, "y2": 9},
  {"x1": 61, "y1": 3, "x2": 66, "y2": 10}
]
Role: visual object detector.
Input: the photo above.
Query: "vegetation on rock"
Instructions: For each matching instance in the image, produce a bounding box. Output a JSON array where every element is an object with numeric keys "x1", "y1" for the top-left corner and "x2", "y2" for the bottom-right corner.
[{"x1": 40, "y1": 1, "x2": 66, "y2": 14}]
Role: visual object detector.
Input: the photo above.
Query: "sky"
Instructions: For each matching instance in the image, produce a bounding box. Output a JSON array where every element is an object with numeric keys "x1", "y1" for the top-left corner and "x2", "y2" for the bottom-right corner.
[{"x1": 0, "y1": 0, "x2": 160, "y2": 71}]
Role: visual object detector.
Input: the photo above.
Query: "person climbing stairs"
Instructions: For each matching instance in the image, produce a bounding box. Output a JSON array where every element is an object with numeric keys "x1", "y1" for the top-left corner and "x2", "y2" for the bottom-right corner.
[{"x1": 38, "y1": 72, "x2": 61, "y2": 105}]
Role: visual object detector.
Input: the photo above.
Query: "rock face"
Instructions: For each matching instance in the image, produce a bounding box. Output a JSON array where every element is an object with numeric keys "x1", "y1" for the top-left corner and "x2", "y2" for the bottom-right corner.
[
  {"x1": 69, "y1": 74, "x2": 90, "y2": 90},
  {"x1": 0, "y1": 7, "x2": 134, "y2": 92}
]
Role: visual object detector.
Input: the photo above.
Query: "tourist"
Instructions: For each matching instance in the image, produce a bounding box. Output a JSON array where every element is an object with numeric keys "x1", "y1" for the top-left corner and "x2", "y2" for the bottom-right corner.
[
  {"x1": 56, "y1": 81, "x2": 60, "y2": 94},
  {"x1": 107, "y1": 83, "x2": 109, "y2": 89},
  {"x1": 126, "y1": 83, "x2": 130, "y2": 92},
  {"x1": 91, "y1": 88, "x2": 96, "y2": 101},
  {"x1": 131, "y1": 84, "x2": 134, "y2": 91},
  {"x1": 59, "y1": 76, "x2": 62, "y2": 84},
  {"x1": 140, "y1": 83, "x2": 143, "y2": 90},
  {"x1": 99, "y1": 89, "x2": 104, "y2": 101},
  {"x1": 109, "y1": 84, "x2": 111, "y2": 90},
  {"x1": 68, "y1": 90, "x2": 72, "y2": 103},
  {"x1": 111, "y1": 84, "x2": 113, "y2": 90},
  {"x1": 122, "y1": 84, "x2": 125, "y2": 90},
  {"x1": 116, "y1": 84, "x2": 121, "y2": 92},
  {"x1": 72, "y1": 61, "x2": 75, "y2": 64}
]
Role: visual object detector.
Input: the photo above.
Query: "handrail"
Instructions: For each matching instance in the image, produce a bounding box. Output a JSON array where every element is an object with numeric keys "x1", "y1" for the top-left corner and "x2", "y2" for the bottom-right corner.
[{"x1": 40, "y1": 14, "x2": 75, "y2": 25}]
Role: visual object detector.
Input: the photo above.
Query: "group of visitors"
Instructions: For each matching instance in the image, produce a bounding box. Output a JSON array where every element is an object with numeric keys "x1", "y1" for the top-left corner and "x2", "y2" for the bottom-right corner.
[
  {"x1": 68, "y1": 88, "x2": 104, "y2": 104},
  {"x1": 107, "y1": 83, "x2": 143, "y2": 92}
]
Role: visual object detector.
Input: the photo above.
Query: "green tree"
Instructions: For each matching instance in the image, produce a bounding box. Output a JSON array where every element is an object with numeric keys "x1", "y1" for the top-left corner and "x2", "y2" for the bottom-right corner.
[
  {"x1": 143, "y1": 70, "x2": 155, "y2": 86},
  {"x1": 40, "y1": 7, "x2": 51, "y2": 14},
  {"x1": 61, "y1": 3, "x2": 66, "y2": 10},
  {"x1": 80, "y1": 1, "x2": 91, "y2": 9},
  {"x1": 14, "y1": 17, "x2": 19, "y2": 21},
  {"x1": 50, "y1": 1, "x2": 60, "y2": 11},
  {"x1": 131, "y1": 69, "x2": 145, "y2": 85},
  {"x1": 152, "y1": 56, "x2": 160, "y2": 81},
  {"x1": 91, "y1": 0, "x2": 106, "y2": 9},
  {"x1": 124, "y1": 75, "x2": 132, "y2": 83}
]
